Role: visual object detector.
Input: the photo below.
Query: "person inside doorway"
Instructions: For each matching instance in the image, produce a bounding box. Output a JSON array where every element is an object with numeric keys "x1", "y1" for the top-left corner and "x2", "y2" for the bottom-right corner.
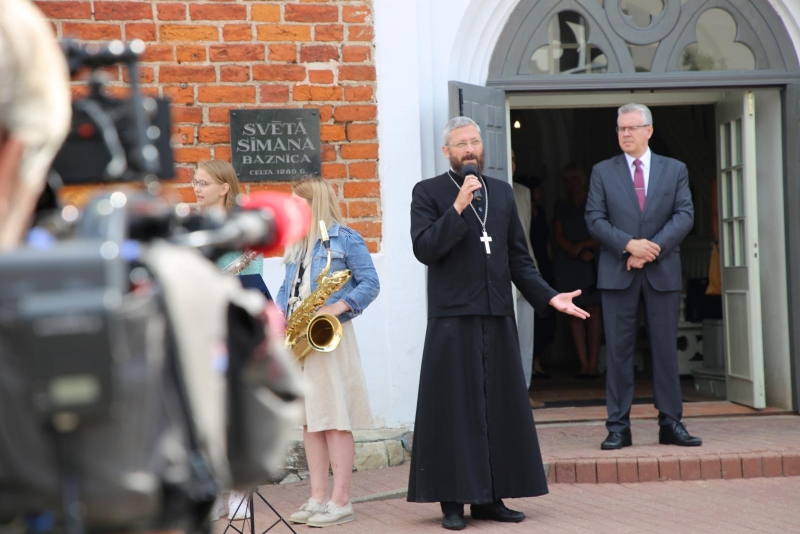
[
  {"x1": 553, "y1": 163, "x2": 603, "y2": 378},
  {"x1": 511, "y1": 149, "x2": 540, "y2": 407},
  {"x1": 585, "y1": 103, "x2": 702, "y2": 451},
  {"x1": 705, "y1": 176, "x2": 723, "y2": 318},
  {"x1": 529, "y1": 176, "x2": 556, "y2": 379}
]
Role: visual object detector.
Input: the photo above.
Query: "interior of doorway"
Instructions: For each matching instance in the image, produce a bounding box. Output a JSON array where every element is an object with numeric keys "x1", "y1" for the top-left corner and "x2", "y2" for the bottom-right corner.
[{"x1": 511, "y1": 100, "x2": 722, "y2": 409}]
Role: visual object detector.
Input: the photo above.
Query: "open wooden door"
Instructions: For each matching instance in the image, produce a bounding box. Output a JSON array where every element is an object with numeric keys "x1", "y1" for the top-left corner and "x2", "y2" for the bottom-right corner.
[
  {"x1": 716, "y1": 90, "x2": 766, "y2": 408},
  {"x1": 448, "y1": 81, "x2": 509, "y2": 183}
]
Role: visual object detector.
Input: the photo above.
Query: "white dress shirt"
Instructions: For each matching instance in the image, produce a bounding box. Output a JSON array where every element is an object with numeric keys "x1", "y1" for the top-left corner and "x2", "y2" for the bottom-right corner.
[{"x1": 624, "y1": 148, "x2": 652, "y2": 195}]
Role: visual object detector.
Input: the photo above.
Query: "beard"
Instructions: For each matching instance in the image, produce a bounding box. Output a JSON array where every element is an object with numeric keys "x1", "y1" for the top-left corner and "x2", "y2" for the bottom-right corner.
[{"x1": 449, "y1": 151, "x2": 484, "y2": 177}]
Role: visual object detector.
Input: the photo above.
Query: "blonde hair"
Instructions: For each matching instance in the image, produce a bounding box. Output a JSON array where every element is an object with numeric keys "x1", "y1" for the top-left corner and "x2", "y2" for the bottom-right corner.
[
  {"x1": 197, "y1": 159, "x2": 240, "y2": 213},
  {"x1": 283, "y1": 177, "x2": 343, "y2": 264}
]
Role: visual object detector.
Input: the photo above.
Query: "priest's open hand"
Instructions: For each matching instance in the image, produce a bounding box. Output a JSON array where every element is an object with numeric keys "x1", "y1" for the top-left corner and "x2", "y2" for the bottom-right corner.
[{"x1": 549, "y1": 290, "x2": 590, "y2": 319}]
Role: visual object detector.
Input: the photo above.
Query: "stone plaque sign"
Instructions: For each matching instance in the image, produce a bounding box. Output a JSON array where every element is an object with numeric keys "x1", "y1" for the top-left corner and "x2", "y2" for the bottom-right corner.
[{"x1": 230, "y1": 108, "x2": 321, "y2": 181}]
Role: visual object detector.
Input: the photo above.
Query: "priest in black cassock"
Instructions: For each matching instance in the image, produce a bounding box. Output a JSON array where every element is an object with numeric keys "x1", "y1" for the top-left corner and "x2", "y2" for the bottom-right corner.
[{"x1": 407, "y1": 117, "x2": 589, "y2": 531}]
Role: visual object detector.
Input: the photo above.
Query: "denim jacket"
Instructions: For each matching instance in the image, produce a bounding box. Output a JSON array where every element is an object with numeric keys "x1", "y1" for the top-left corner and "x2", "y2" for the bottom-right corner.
[{"x1": 276, "y1": 223, "x2": 380, "y2": 324}]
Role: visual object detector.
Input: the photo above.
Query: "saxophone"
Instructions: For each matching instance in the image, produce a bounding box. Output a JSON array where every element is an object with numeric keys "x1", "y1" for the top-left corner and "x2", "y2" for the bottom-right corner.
[{"x1": 284, "y1": 221, "x2": 352, "y2": 360}]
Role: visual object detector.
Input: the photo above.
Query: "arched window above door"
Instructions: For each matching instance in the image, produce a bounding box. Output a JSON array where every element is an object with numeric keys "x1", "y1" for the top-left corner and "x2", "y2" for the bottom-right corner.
[
  {"x1": 530, "y1": 11, "x2": 609, "y2": 74},
  {"x1": 678, "y1": 8, "x2": 755, "y2": 72},
  {"x1": 488, "y1": 0, "x2": 797, "y2": 84}
]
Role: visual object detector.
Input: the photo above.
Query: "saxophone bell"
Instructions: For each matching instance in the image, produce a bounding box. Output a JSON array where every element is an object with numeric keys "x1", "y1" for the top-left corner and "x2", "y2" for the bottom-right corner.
[{"x1": 292, "y1": 313, "x2": 343, "y2": 359}]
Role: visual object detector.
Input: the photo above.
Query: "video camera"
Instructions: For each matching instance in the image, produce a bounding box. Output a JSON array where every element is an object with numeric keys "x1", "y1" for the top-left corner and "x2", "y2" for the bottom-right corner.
[
  {"x1": 0, "y1": 40, "x2": 308, "y2": 534},
  {"x1": 52, "y1": 39, "x2": 173, "y2": 184}
]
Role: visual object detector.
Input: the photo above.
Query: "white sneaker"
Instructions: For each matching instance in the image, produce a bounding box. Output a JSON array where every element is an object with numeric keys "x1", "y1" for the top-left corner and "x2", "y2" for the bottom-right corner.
[
  {"x1": 210, "y1": 495, "x2": 227, "y2": 521},
  {"x1": 288, "y1": 497, "x2": 326, "y2": 524},
  {"x1": 228, "y1": 491, "x2": 251, "y2": 520},
  {"x1": 307, "y1": 501, "x2": 355, "y2": 528}
]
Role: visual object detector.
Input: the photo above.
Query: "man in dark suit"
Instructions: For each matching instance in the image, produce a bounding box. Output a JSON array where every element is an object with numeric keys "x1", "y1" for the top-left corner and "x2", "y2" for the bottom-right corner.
[{"x1": 585, "y1": 103, "x2": 702, "y2": 450}]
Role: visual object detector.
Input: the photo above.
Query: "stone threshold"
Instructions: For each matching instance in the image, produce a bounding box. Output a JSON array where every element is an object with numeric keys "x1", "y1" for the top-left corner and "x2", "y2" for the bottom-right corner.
[
  {"x1": 547, "y1": 450, "x2": 800, "y2": 484},
  {"x1": 533, "y1": 401, "x2": 792, "y2": 424}
]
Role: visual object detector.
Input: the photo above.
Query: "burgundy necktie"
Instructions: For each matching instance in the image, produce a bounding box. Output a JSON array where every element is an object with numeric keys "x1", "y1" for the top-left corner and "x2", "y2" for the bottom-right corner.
[{"x1": 633, "y1": 159, "x2": 646, "y2": 211}]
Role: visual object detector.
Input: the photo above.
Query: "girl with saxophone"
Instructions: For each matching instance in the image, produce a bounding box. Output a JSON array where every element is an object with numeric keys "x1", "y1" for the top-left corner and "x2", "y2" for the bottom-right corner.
[
  {"x1": 277, "y1": 177, "x2": 380, "y2": 528},
  {"x1": 192, "y1": 159, "x2": 265, "y2": 521}
]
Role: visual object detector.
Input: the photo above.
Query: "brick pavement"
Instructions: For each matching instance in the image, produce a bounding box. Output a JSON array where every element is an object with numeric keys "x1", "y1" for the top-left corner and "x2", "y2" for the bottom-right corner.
[
  {"x1": 217, "y1": 471, "x2": 800, "y2": 534},
  {"x1": 213, "y1": 415, "x2": 800, "y2": 533}
]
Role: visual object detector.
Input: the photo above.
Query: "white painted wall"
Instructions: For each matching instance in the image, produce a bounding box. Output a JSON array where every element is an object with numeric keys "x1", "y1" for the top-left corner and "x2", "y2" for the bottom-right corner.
[{"x1": 263, "y1": 0, "x2": 800, "y2": 428}]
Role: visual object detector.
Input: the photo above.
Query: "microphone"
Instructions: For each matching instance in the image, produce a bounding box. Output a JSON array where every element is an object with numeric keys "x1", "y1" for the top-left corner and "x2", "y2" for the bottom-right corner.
[
  {"x1": 171, "y1": 192, "x2": 311, "y2": 255},
  {"x1": 462, "y1": 163, "x2": 482, "y2": 203},
  {"x1": 239, "y1": 191, "x2": 311, "y2": 254},
  {"x1": 237, "y1": 191, "x2": 313, "y2": 254}
]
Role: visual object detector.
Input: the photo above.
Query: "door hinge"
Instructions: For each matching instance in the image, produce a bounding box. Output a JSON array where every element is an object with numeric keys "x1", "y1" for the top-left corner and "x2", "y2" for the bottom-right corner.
[{"x1": 748, "y1": 91, "x2": 754, "y2": 116}]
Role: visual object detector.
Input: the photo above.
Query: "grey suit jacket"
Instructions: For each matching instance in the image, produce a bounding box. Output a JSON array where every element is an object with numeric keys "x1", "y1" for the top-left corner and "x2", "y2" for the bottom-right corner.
[{"x1": 585, "y1": 153, "x2": 694, "y2": 291}]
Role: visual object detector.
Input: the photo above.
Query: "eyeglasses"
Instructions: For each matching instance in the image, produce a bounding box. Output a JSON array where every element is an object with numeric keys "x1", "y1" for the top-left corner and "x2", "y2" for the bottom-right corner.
[
  {"x1": 191, "y1": 179, "x2": 212, "y2": 188},
  {"x1": 447, "y1": 139, "x2": 483, "y2": 150},
  {"x1": 616, "y1": 125, "x2": 650, "y2": 134}
]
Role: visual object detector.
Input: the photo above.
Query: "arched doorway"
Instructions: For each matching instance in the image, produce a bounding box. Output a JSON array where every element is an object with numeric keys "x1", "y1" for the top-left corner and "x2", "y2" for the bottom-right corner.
[{"x1": 448, "y1": 0, "x2": 800, "y2": 412}]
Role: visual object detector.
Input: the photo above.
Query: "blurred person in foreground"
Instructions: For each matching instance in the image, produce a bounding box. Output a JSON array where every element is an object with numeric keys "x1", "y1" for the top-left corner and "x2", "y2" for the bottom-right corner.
[
  {"x1": 0, "y1": 0, "x2": 71, "y2": 250},
  {"x1": 192, "y1": 159, "x2": 267, "y2": 520},
  {"x1": 0, "y1": 3, "x2": 304, "y2": 528}
]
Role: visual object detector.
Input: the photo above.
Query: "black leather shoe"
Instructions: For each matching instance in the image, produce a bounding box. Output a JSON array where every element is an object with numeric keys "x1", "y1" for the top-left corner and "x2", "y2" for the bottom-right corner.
[
  {"x1": 659, "y1": 421, "x2": 702, "y2": 447},
  {"x1": 470, "y1": 500, "x2": 525, "y2": 523},
  {"x1": 441, "y1": 513, "x2": 466, "y2": 530},
  {"x1": 441, "y1": 502, "x2": 466, "y2": 530},
  {"x1": 601, "y1": 428, "x2": 632, "y2": 450}
]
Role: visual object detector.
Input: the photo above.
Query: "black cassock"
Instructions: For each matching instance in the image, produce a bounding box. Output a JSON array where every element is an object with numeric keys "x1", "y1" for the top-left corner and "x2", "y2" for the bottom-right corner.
[{"x1": 407, "y1": 172, "x2": 557, "y2": 504}]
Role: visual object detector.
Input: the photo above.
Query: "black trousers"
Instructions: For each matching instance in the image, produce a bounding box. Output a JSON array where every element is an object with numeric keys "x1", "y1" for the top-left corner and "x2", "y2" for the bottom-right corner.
[{"x1": 601, "y1": 272, "x2": 682, "y2": 433}]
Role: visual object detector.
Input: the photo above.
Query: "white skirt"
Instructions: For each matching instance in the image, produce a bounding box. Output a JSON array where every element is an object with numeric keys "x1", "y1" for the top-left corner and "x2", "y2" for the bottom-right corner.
[{"x1": 299, "y1": 320, "x2": 374, "y2": 432}]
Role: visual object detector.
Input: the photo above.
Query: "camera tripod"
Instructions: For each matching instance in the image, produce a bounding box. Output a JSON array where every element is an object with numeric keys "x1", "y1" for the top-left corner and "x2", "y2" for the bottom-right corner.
[{"x1": 222, "y1": 489, "x2": 297, "y2": 534}]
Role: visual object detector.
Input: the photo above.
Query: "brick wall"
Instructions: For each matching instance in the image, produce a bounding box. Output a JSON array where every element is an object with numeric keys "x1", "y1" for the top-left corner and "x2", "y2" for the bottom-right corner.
[{"x1": 37, "y1": 0, "x2": 381, "y2": 253}]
